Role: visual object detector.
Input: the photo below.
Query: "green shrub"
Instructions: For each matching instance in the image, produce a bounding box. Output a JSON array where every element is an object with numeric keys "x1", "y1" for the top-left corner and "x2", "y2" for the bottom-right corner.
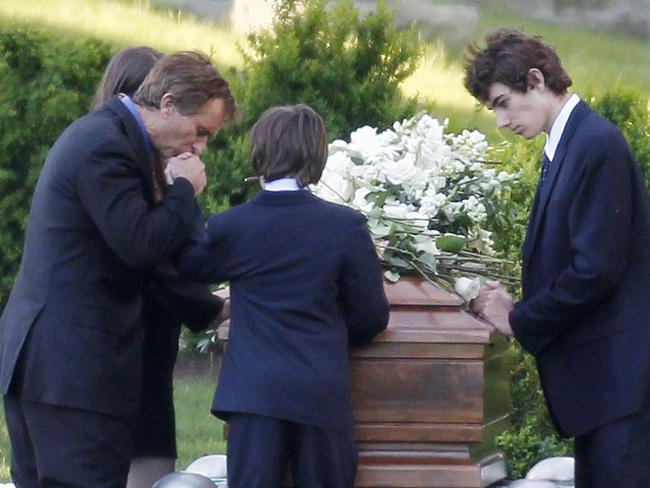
[
  {"x1": 589, "y1": 87, "x2": 650, "y2": 191},
  {"x1": 200, "y1": 0, "x2": 423, "y2": 214},
  {"x1": 486, "y1": 137, "x2": 543, "y2": 278},
  {"x1": 0, "y1": 27, "x2": 111, "y2": 307},
  {"x1": 238, "y1": 0, "x2": 421, "y2": 139},
  {"x1": 495, "y1": 342, "x2": 573, "y2": 479},
  {"x1": 189, "y1": 0, "x2": 425, "y2": 350}
]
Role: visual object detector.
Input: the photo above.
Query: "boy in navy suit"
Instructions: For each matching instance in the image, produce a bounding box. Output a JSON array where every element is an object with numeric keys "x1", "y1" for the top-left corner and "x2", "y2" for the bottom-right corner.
[
  {"x1": 176, "y1": 105, "x2": 390, "y2": 487},
  {"x1": 465, "y1": 29, "x2": 650, "y2": 487}
]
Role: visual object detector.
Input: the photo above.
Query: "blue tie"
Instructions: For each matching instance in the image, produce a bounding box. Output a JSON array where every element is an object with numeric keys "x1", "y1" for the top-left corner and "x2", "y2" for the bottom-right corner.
[{"x1": 541, "y1": 153, "x2": 552, "y2": 187}]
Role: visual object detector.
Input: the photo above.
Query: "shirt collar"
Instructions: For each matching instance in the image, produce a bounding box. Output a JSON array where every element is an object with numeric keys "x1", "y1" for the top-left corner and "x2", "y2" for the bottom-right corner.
[
  {"x1": 544, "y1": 93, "x2": 580, "y2": 161},
  {"x1": 263, "y1": 177, "x2": 301, "y2": 192},
  {"x1": 119, "y1": 94, "x2": 155, "y2": 161}
]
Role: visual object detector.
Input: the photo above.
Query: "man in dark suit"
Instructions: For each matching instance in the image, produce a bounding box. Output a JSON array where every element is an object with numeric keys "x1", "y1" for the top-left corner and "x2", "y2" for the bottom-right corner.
[
  {"x1": 0, "y1": 51, "x2": 236, "y2": 487},
  {"x1": 465, "y1": 29, "x2": 650, "y2": 487},
  {"x1": 176, "y1": 105, "x2": 390, "y2": 487}
]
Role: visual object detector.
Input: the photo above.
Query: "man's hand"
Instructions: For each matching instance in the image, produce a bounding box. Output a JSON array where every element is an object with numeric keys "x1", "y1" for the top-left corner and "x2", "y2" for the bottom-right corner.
[
  {"x1": 166, "y1": 152, "x2": 206, "y2": 196},
  {"x1": 471, "y1": 280, "x2": 514, "y2": 336}
]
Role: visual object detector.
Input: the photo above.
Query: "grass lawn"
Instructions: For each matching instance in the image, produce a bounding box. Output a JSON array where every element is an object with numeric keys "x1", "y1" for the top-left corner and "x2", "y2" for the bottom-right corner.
[
  {"x1": 0, "y1": 377, "x2": 225, "y2": 482},
  {"x1": 173, "y1": 377, "x2": 226, "y2": 470},
  {"x1": 0, "y1": 0, "x2": 244, "y2": 71},
  {"x1": 479, "y1": 2, "x2": 650, "y2": 93}
]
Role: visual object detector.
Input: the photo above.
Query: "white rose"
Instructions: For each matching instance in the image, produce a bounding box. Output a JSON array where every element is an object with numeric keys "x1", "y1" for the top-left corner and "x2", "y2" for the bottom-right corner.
[
  {"x1": 417, "y1": 115, "x2": 445, "y2": 142},
  {"x1": 383, "y1": 201, "x2": 410, "y2": 220},
  {"x1": 313, "y1": 152, "x2": 355, "y2": 203},
  {"x1": 454, "y1": 277, "x2": 480, "y2": 302},
  {"x1": 315, "y1": 172, "x2": 354, "y2": 203},
  {"x1": 352, "y1": 187, "x2": 375, "y2": 214},
  {"x1": 380, "y1": 153, "x2": 418, "y2": 186},
  {"x1": 350, "y1": 125, "x2": 378, "y2": 146},
  {"x1": 329, "y1": 139, "x2": 348, "y2": 151},
  {"x1": 325, "y1": 151, "x2": 354, "y2": 174},
  {"x1": 420, "y1": 191, "x2": 446, "y2": 218},
  {"x1": 349, "y1": 126, "x2": 383, "y2": 158},
  {"x1": 350, "y1": 163, "x2": 382, "y2": 183},
  {"x1": 414, "y1": 238, "x2": 439, "y2": 256}
]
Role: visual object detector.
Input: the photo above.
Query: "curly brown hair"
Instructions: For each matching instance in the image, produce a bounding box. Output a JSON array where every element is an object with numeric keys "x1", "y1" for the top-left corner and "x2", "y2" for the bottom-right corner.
[{"x1": 464, "y1": 29, "x2": 572, "y2": 103}]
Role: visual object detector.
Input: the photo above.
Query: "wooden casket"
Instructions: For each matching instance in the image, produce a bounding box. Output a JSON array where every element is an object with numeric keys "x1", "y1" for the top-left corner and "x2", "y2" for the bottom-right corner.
[
  {"x1": 351, "y1": 276, "x2": 510, "y2": 488},
  {"x1": 218, "y1": 276, "x2": 511, "y2": 487}
]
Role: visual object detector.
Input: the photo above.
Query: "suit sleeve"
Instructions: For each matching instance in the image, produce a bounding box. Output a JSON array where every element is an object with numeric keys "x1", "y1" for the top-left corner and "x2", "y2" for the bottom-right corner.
[
  {"x1": 77, "y1": 147, "x2": 198, "y2": 269},
  {"x1": 339, "y1": 213, "x2": 390, "y2": 346},
  {"x1": 510, "y1": 134, "x2": 635, "y2": 354},
  {"x1": 173, "y1": 213, "x2": 236, "y2": 283},
  {"x1": 147, "y1": 273, "x2": 224, "y2": 333}
]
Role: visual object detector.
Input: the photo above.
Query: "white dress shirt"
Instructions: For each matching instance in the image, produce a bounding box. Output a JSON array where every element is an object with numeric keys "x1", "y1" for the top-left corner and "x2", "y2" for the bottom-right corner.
[
  {"x1": 263, "y1": 177, "x2": 301, "y2": 192},
  {"x1": 544, "y1": 93, "x2": 581, "y2": 161}
]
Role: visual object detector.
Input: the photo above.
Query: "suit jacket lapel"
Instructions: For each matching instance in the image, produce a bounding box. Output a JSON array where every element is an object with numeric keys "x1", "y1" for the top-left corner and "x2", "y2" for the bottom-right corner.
[
  {"x1": 523, "y1": 100, "x2": 591, "y2": 267},
  {"x1": 104, "y1": 97, "x2": 157, "y2": 203}
]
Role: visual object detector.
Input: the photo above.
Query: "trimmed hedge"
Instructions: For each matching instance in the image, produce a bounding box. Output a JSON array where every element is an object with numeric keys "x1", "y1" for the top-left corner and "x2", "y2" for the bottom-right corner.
[{"x1": 0, "y1": 27, "x2": 111, "y2": 307}]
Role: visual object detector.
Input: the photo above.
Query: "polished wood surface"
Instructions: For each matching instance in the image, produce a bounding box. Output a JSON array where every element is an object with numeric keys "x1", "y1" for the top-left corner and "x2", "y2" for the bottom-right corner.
[
  {"x1": 218, "y1": 276, "x2": 509, "y2": 487},
  {"x1": 351, "y1": 359, "x2": 483, "y2": 423},
  {"x1": 351, "y1": 276, "x2": 508, "y2": 488}
]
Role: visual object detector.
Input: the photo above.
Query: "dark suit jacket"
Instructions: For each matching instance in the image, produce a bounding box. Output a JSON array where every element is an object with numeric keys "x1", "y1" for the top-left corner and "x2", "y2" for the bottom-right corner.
[
  {"x1": 0, "y1": 97, "x2": 201, "y2": 420},
  {"x1": 176, "y1": 189, "x2": 390, "y2": 431},
  {"x1": 510, "y1": 100, "x2": 650, "y2": 437}
]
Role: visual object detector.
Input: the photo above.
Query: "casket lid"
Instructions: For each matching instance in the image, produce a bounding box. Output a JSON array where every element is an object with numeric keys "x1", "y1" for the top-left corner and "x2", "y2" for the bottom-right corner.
[
  {"x1": 379, "y1": 276, "x2": 491, "y2": 344},
  {"x1": 217, "y1": 276, "x2": 493, "y2": 344}
]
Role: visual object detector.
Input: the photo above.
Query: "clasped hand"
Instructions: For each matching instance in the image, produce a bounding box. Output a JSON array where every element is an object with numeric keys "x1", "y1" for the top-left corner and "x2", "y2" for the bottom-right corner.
[
  {"x1": 470, "y1": 280, "x2": 514, "y2": 336},
  {"x1": 165, "y1": 152, "x2": 207, "y2": 196}
]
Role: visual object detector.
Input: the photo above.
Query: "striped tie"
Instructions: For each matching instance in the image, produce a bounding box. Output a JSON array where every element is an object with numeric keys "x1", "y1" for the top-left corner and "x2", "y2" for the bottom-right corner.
[{"x1": 540, "y1": 153, "x2": 552, "y2": 188}]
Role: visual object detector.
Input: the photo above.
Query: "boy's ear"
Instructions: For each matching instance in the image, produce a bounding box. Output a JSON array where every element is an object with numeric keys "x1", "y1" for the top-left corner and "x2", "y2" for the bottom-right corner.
[{"x1": 526, "y1": 68, "x2": 545, "y2": 91}]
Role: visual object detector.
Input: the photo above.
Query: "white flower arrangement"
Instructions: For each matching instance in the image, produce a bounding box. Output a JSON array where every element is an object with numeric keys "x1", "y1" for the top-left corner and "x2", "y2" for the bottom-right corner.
[{"x1": 311, "y1": 113, "x2": 518, "y2": 301}]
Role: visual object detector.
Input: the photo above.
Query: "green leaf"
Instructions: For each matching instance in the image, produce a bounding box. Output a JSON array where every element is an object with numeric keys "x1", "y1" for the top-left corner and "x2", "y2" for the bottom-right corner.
[
  {"x1": 436, "y1": 235, "x2": 466, "y2": 253},
  {"x1": 416, "y1": 252, "x2": 437, "y2": 271},
  {"x1": 385, "y1": 253, "x2": 410, "y2": 268}
]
